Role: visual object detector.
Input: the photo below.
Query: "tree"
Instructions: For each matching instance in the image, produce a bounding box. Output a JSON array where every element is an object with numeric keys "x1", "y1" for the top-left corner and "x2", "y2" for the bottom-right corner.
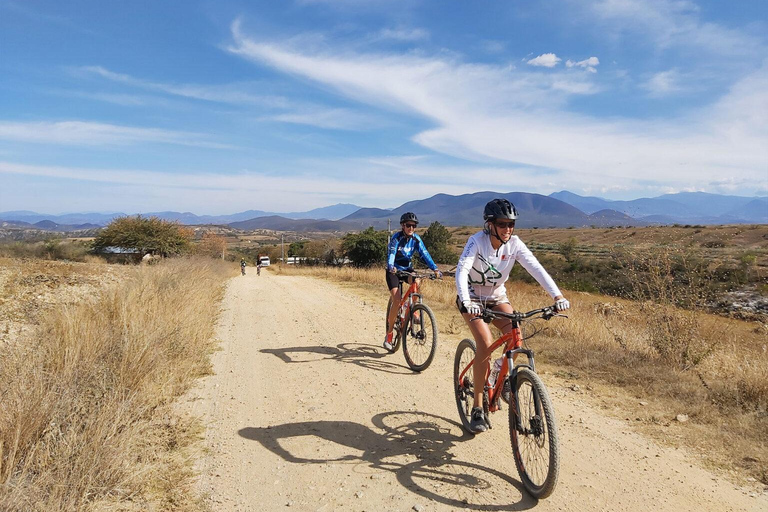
[
  {"x1": 197, "y1": 232, "x2": 227, "y2": 259},
  {"x1": 92, "y1": 216, "x2": 192, "y2": 257},
  {"x1": 342, "y1": 227, "x2": 389, "y2": 267},
  {"x1": 288, "y1": 241, "x2": 306, "y2": 257},
  {"x1": 420, "y1": 221, "x2": 457, "y2": 264}
]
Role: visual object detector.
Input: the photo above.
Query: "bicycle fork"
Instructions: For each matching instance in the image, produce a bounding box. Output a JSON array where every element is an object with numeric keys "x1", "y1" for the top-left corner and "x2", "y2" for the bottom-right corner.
[{"x1": 504, "y1": 348, "x2": 543, "y2": 435}]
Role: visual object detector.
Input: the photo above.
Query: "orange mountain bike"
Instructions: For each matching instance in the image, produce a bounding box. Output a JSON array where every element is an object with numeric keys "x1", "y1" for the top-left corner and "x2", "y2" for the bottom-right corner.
[
  {"x1": 384, "y1": 270, "x2": 439, "y2": 372},
  {"x1": 454, "y1": 304, "x2": 567, "y2": 499}
]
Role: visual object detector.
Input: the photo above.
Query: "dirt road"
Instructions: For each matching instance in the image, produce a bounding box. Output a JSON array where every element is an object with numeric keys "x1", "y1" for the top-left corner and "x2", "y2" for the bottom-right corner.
[{"x1": 184, "y1": 270, "x2": 767, "y2": 511}]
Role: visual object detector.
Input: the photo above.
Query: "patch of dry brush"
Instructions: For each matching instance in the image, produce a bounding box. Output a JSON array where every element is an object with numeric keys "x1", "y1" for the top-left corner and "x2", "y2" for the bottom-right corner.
[{"x1": 0, "y1": 257, "x2": 230, "y2": 511}]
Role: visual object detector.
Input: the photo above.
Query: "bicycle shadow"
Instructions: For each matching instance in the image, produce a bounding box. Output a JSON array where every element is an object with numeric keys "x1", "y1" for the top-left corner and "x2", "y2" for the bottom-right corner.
[
  {"x1": 260, "y1": 342, "x2": 414, "y2": 375},
  {"x1": 238, "y1": 411, "x2": 536, "y2": 510}
]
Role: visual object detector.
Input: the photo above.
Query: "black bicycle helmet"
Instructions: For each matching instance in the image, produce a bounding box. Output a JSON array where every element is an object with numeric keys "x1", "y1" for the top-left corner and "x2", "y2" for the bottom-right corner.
[
  {"x1": 400, "y1": 212, "x2": 419, "y2": 225},
  {"x1": 483, "y1": 199, "x2": 518, "y2": 222}
]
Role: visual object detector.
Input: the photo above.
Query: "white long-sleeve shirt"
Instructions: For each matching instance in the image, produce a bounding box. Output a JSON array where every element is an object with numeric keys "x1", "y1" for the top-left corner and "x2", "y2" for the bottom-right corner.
[{"x1": 456, "y1": 231, "x2": 562, "y2": 304}]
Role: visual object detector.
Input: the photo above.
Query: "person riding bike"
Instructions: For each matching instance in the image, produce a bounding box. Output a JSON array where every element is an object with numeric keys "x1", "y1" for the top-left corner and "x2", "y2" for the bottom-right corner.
[
  {"x1": 384, "y1": 212, "x2": 442, "y2": 351},
  {"x1": 240, "y1": 258, "x2": 247, "y2": 275},
  {"x1": 455, "y1": 199, "x2": 570, "y2": 433}
]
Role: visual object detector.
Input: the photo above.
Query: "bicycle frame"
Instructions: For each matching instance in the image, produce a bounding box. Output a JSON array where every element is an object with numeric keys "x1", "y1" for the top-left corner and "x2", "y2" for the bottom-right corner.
[
  {"x1": 456, "y1": 319, "x2": 540, "y2": 426},
  {"x1": 394, "y1": 276, "x2": 423, "y2": 324}
]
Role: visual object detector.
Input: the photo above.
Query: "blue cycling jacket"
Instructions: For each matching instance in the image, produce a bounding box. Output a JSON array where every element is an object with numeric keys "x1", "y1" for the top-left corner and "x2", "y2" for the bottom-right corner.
[{"x1": 387, "y1": 232, "x2": 438, "y2": 271}]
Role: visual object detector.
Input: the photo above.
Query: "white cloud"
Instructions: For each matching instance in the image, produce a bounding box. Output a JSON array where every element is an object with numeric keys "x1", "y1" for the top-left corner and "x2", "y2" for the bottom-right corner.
[
  {"x1": 226, "y1": 25, "x2": 768, "y2": 196},
  {"x1": 566, "y1": 57, "x2": 600, "y2": 73},
  {"x1": 527, "y1": 53, "x2": 561, "y2": 68},
  {"x1": 0, "y1": 121, "x2": 232, "y2": 149}
]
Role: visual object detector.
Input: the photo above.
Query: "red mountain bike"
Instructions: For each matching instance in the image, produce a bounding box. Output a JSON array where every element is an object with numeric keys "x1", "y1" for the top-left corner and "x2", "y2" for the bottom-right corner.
[
  {"x1": 454, "y1": 304, "x2": 567, "y2": 499},
  {"x1": 384, "y1": 270, "x2": 439, "y2": 372}
]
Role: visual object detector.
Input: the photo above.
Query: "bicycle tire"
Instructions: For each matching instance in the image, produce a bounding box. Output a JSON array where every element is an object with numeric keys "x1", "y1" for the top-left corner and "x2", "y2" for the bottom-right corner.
[
  {"x1": 385, "y1": 297, "x2": 401, "y2": 353},
  {"x1": 402, "y1": 303, "x2": 438, "y2": 372},
  {"x1": 453, "y1": 338, "x2": 477, "y2": 434},
  {"x1": 508, "y1": 367, "x2": 559, "y2": 499}
]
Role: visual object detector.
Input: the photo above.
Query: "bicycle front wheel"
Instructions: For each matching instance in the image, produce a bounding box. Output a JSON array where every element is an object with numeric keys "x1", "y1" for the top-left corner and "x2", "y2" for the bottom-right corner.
[
  {"x1": 402, "y1": 303, "x2": 437, "y2": 372},
  {"x1": 509, "y1": 368, "x2": 559, "y2": 499},
  {"x1": 453, "y1": 338, "x2": 477, "y2": 434},
  {"x1": 385, "y1": 297, "x2": 401, "y2": 353}
]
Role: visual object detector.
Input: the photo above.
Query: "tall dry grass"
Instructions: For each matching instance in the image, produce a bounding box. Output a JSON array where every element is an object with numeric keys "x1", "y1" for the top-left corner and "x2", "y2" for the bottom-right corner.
[
  {"x1": 275, "y1": 263, "x2": 768, "y2": 484},
  {"x1": 0, "y1": 257, "x2": 232, "y2": 511}
]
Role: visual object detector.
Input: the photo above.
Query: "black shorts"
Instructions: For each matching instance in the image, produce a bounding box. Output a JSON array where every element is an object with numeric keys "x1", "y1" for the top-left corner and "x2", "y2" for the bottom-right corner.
[{"x1": 386, "y1": 269, "x2": 413, "y2": 290}]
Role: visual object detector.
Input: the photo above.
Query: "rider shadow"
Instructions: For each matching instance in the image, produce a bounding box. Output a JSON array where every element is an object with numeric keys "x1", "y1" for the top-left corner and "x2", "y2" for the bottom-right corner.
[
  {"x1": 260, "y1": 342, "x2": 414, "y2": 375},
  {"x1": 238, "y1": 411, "x2": 536, "y2": 511}
]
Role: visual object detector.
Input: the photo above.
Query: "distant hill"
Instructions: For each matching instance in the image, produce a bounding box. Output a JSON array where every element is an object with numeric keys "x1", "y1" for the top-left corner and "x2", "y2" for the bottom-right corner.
[
  {"x1": 550, "y1": 191, "x2": 767, "y2": 224},
  {"x1": 3, "y1": 192, "x2": 765, "y2": 235},
  {"x1": 0, "y1": 203, "x2": 363, "y2": 228},
  {"x1": 229, "y1": 215, "x2": 370, "y2": 232},
  {"x1": 339, "y1": 191, "x2": 634, "y2": 228}
]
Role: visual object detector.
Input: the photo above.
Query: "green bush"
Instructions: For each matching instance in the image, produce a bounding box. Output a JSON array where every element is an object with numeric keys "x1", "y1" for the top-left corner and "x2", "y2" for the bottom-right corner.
[
  {"x1": 342, "y1": 227, "x2": 389, "y2": 267},
  {"x1": 92, "y1": 216, "x2": 192, "y2": 257}
]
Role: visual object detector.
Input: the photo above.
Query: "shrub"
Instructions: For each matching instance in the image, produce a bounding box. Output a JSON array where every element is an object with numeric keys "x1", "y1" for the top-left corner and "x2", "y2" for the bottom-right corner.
[
  {"x1": 420, "y1": 221, "x2": 458, "y2": 264},
  {"x1": 92, "y1": 216, "x2": 192, "y2": 257},
  {"x1": 342, "y1": 227, "x2": 389, "y2": 267}
]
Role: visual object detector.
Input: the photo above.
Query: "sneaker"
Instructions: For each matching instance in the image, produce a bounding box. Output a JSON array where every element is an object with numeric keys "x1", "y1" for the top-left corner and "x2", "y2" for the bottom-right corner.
[
  {"x1": 469, "y1": 407, "x2": 488, "y2": 433},
  {"x1": 501, "y1": 379, "x2": 511, "y2": 404},
  {"x1": 383, "y1": 332, "x2": 394, "y2": 351}
]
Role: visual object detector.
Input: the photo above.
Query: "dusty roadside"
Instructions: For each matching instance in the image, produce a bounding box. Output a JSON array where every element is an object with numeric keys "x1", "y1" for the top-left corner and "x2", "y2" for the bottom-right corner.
[{"x1": 183, "y1": 270, "x2": 767, "y2": 511}]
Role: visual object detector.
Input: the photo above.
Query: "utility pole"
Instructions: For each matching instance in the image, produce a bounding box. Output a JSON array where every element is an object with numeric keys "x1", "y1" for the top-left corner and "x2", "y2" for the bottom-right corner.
[
  {"x1": 281, "y1": 234, "x2": 284, "y2": 265},
  {"x1": 388, "y1": 218, "x2": 391, "y2": 234}
]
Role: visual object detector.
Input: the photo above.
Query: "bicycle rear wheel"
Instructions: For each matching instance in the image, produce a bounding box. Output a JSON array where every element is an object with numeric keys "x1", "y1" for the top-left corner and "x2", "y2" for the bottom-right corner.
[
  {"x1": 385, "y1": 297, "x2": 401, "y2": 353},
  {"x1": 453, "y1": 338, "x2": 477, "y2": 434},
  {"x1": 402, "y1": 303, "x2": 437, "y2": 372},
  {"x1": 508, "y1": 368, "x2": 559, "y2": 499}
]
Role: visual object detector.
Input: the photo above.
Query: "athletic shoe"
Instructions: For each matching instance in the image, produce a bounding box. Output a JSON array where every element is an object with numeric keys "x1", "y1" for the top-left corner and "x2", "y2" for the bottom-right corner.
[
  {"x1": 469, "y1": 407, "x2": 488, "y2": 433},
  {"x1": 383, "y1": 332, "x2": 394, "y2": 351}
]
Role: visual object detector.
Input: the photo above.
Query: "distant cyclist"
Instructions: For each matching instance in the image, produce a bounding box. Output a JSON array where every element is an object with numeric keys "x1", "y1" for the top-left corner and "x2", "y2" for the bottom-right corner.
[
  {"x1": 240, "y1": 258, "x2": 247, "y2": 276},
  {"x1": 455, "y1": 199, "x2": 570, "y2": 433},
  {"x1": 384, "y1": 212, "x2": 442, "y2": 351}
]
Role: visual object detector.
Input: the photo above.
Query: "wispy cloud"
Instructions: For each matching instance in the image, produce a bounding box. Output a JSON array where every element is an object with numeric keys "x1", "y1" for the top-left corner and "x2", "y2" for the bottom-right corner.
[
  {"x1": 0, "y1": 159, "x2": 495, "y2": 211},
  {"x1": 265, "y1": 107, "x2": 380, "y2": 130},
  {"x1": 587, "y1": 0, "x2": 763, "y2": 56},
  {"x1": 374, "y1": 27, "x2": 429, "y2": 42},
  {"x1": 0, "y1": 121, "x2": 232, "y2": 149},
  {"x1": 75, "y1": 66, "x2": 289, "y2": 108},
  {"x1": 642, "y1": 69, "x2": 684, "y2": 96},
  {"x1": 226, "y1": 23, "x2": 768, "y2": 196},
  {"x1": 527, "y1": 53, "x2": 561, "y2": 68}
]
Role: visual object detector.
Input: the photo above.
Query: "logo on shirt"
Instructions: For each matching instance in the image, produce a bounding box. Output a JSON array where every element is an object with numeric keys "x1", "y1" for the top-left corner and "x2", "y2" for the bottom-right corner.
[{"x1": 469, "y1": 255, "x2": 502, "y2": 285}]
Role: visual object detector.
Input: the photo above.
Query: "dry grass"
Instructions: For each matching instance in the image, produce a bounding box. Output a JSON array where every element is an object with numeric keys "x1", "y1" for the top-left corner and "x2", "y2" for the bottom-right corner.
[
  {"x1": 275, "y1": 263, "x2": 768, "y2": 485},
  {"x1": 0, "y1": 257, "x2": 232, "y2": 511}
]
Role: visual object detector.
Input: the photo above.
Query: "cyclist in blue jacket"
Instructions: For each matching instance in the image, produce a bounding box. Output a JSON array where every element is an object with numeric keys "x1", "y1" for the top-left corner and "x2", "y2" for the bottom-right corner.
[{"x1": 384, "y1": 212, "x2": 442, "y2": 350}]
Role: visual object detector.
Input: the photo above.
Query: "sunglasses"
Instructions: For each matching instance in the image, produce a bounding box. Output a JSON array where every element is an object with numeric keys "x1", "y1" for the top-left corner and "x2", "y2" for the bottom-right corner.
[
  {"x1": 494, "y1": 221, "x2": 516, "y2": 229},
  {"x1": 403, "y1": 223, "x2": 417, "y2": 228}
]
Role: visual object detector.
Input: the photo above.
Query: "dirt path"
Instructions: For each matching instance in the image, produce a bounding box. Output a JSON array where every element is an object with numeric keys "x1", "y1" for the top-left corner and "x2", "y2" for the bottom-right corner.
[{"x1": 183, "y1": 270, "x2": 767, "y2": 511}]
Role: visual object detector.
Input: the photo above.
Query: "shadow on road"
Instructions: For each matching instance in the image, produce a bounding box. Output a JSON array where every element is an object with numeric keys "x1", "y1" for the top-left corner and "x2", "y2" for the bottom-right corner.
[
  {"x1": 238, "y1": 411, "x2": 535, "y2": 511},
  {"x1": 260, "y1": 342, "x2": 415, "y2": 374}
]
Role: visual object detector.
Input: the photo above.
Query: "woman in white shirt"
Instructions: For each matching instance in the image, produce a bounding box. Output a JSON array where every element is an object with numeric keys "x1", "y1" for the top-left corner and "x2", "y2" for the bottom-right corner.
[{"x1": 455, "y1": 198, "x2": 570, "y2": 433}]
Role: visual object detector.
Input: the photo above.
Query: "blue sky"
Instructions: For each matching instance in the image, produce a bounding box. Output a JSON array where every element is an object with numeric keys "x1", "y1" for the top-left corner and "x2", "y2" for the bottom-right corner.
[{"x1": 1, "y1": 0, "x2": 766, "y2": 215}]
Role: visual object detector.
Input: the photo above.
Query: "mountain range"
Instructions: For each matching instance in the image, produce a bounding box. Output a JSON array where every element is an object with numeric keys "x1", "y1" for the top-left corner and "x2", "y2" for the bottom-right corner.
[{"x1": 1, "y1": 192, "x2": 765, "y2": 233}]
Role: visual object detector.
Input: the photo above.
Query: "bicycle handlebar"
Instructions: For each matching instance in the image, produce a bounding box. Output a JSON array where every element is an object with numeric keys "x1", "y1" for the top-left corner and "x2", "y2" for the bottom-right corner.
[
  {"x1": 473, "y1": 304, "x2": 567, "y2": 323},
  {"x1": 394, "y1": 270, "x2": 440, "y2": 280}
]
